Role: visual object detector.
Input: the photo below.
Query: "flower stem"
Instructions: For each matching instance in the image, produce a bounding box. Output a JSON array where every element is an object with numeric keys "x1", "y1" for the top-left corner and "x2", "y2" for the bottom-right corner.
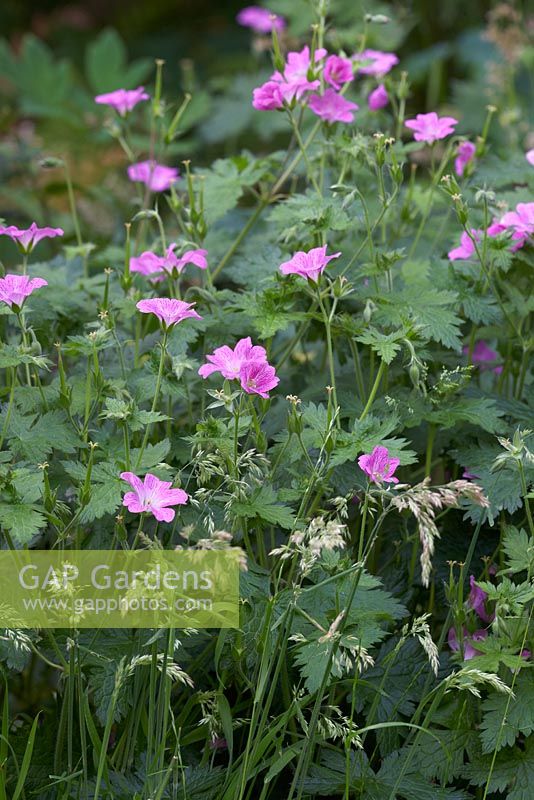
[
  {"x1": 135, "y1": 330, "x2": 168, "y2": 470},
  {"x1": 359, "y1": 359, "x2": 385, "y2": 421}
]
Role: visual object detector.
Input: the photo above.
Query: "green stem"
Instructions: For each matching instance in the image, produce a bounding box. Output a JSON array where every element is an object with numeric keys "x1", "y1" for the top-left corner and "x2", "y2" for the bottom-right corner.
[
  {"x1": 135, "y1": 330, "x2": 168, "y2": 470},
  {"x1": 359, "y1": 360, "x2": 385, "y2": 421}
]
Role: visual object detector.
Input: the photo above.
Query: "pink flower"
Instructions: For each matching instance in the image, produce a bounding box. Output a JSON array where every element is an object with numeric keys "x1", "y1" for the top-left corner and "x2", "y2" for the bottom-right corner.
[
  {"x1": 455, "y1": 141, "x2": 476, "y2": 177},
  {"x1": 239, "y1": 359, "x2": 279, "y2": 398},
  {"x1": 463, "y1": 340, "x2": 501, "y2": 373},
  {"x1": 94, "y1": 86, "x2": 149, "y2": 116},
  {"x1": 273, "y1": 46, "x2": 327, "y2": 102},
  {"x1": 526, "y1": 149, "x2": 534, "y2": 166},
  {"x1": 495, "y1": 202, "x2": 534, "y2": 250},
  {"x1": 358, "y1": 445, "x2": 399, "y2": 484},
  {"x1": 198, "y1": 337, "x2": 267, "y2": 380},
  {"x1": 323, "y1": 55, "x2": 354, "y2": 90},
  {"x1": 130, "y1": 251, "x2": 167, "y2": 280},
  {"x1": 131, "y1": 246, "x2": 208, "y2": 280},
  {"x1": 136, "y1": 298, "x2": 202, "y2": 328},
  {"x1": 308, "y1": 89, "x2": 358, "y2": 123},
  {"x1": 0, "y1": 274, "x2": 48, "y2": 309},
  {"x1": 448, "y1": 626, "x2": 487, "y2": 660},
  {"x1": 468, "y1": 576, "x2": 494, "y2": 623},
  {"x1": 120, "y1": 472, "x2": 188, "y2": 522},
  {"x1": 236, "y1": 6, "x2": 285, "y2": 33},
  {"x1": 368, "y1": 84, "x2": 389, "y2": 111},
  {"x1": 462, "y1": 470, "x2": 480, "y2": 481},
  {"x1": 127, "y1": 161, "x2": 179, "y2": 192},
  {"x1": 354, "y1": 49, "x2": 399, "y2": 76},
  {"x1": 0, "y1": 222, "x2": 64, "y2": 254},
  {"x1": 175, "y1": 248, "x2": 208, "y2": 271},
  {"x1": 252, "y1": 80, "x2": 284, "y2": 110},
  {"x1": 448, "y1": 229, "x2": 481, "y2": 260},
  {"x1": 279, "y1": 245, "x2": 341, "y2": 282},
  {"x1": 405, "y1": 112, "x2": 458, "y2": 144}
]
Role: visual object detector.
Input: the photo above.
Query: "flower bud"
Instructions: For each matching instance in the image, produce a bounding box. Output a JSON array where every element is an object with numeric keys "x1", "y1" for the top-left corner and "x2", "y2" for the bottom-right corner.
[{"x1": 363, "y1": 299, "x2": 374, "y2": 323}]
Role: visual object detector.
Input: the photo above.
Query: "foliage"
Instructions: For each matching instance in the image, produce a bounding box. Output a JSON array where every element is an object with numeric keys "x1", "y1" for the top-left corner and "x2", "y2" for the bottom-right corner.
[{"x1": 0, "y1": 1, "x2": 533, "y2": 799}]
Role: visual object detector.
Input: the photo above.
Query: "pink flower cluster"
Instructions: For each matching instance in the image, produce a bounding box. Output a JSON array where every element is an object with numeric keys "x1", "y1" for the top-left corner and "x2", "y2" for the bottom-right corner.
[
  {"x1": 131, "y1": 246, "x2": 208, "y2": 280},
  {"x1": 252, "y1": 45, "x2": 398, "y2": 123},
  {"x1": 198, "y1": 337, "x2": 279, "y2": 398},
  {"x1": 448, "y1": 201, "x2": 534, "y2": 261}
]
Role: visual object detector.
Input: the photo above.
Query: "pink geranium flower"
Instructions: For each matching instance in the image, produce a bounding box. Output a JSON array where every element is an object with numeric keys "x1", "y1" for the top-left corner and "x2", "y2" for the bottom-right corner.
[
  {"x1": 136, "y1": 298, "x2": 202, "y2": 328},
  {"x1": 493, "y1": 202, "x2": 534, "y2": 250},
  {"x1": 130, "y1": 251, "x2": 167, "y2": 280},
  {"x1": 94, "y1": 86, "x2": 149, "y2": 116},
  {"x1": 526, "y1": 149, "x2": 534, "y2": 166},
  {"x1": 252, "y1": 80, "x2": 284, "y2": 110},
  {"x1": 358, "y1": 446, "x2": 400, "y2": 484},
  {"x1": 368, "y1": 84, "x2": 389, "y2": 111},
  {"x1": 273, "y1": 45, "x2": 327, "y2": 102},
  {"x1": 236, "y1": 5, "x2": 285, "y2": 33},
  {"x1": 468, "y1": 575, "x2": 494, "y2": 623},
  {"x1": 308, "y1": 89, "x2": 358, "y2": 123},
  {"x1": 463, "y1": 340, "x2": 502, "y2": 375},
  {"x1": 448, "y1": 229, "x2": 481, "y2": 260},
  {"x1": 131, "y1": 246, "x2": 208, "y2": 280},
  {"x1": 239, "y1": 359, "x2": 279, "y2": 398},
  {"x1": 0, "y1": 274, "x2": 48, "y2": 309},
  {"x1": 279, "y1": 245, "x2": 341, "y2": 282},
  {"x1": 455, "y1": 141, "x2": 476, "y2": 177},
  {"x1": 354, "y1": 49, "x2": 398, "y2": 76},
  {"x1": 120, "y1": 472, "x2": 188, "y2": 522},
  {"x1": 198, "y1": 337, "x2": 267, "y2": 380},
  {"x1": 0, "y1": 222, "x2": 64, "y2": 254},
  {"x1": 127, "y1": 160, "x2": 179, "y2": 192},
  {"x1": 405, "y1": 112, "x2": 458, "y2": 144},
  {"x1": 448, "y1": 626, "x2": 487, "y2": 660},
  {"x1": 175, "y1": 248, "x2": 208, "y2": 271},
  {"x1": 323, "y1": 55, "x2": 354, "y2": 90}
]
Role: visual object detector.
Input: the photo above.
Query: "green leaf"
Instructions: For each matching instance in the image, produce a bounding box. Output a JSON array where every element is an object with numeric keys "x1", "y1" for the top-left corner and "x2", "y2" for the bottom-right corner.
[
  {"x1": 85, "y1": 28, "x2": 152, "y2": 93},
  {"x1": 200, "y1": 156, "x2": 268, "y2": 225},
  {"x1": 232, "y1": 485, "x2": 295, "y2": 529},
  {"x1": 480, "y1": 673, "x2": 534, "y2": 753},
  {"x1": 463, "y1": 738, "x2": 534, "y2": 798},
  {"x1": 356, "y1": 327, "x2": 404, "y2": 364},
  {"x1": 502, "y1": 527, "x2": 534, "y2": 575},
  {"x1": 430, "y1": 398, "x2": 504, "y2": 434},
  {"x1": 129, "y1": 439, "x2": 171, "y2": 472},
  {"x1": 0, "y1": 409, "x2": 80, "y2": 463},
  {"x1": 0, "y1": 504, "x2": 46, "y2": 545}
]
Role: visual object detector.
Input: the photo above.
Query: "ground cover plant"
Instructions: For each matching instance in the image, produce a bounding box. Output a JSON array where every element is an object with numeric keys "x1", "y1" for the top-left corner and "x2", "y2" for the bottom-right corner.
[{"x1": 0, "y1": 1, "x2": 534, "y2": 797}]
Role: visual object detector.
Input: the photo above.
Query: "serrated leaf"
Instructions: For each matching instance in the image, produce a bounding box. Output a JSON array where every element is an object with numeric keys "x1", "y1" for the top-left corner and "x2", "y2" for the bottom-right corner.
[
  {"x1": 356, "y1": 327, "x2": 404, "y2": 364},
  {"x1": 232, "y1": 485, "x2": 295, "y2": 529},
  {"x1": 0, "y1": 503, "x2": 46, "y2": 545}
]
